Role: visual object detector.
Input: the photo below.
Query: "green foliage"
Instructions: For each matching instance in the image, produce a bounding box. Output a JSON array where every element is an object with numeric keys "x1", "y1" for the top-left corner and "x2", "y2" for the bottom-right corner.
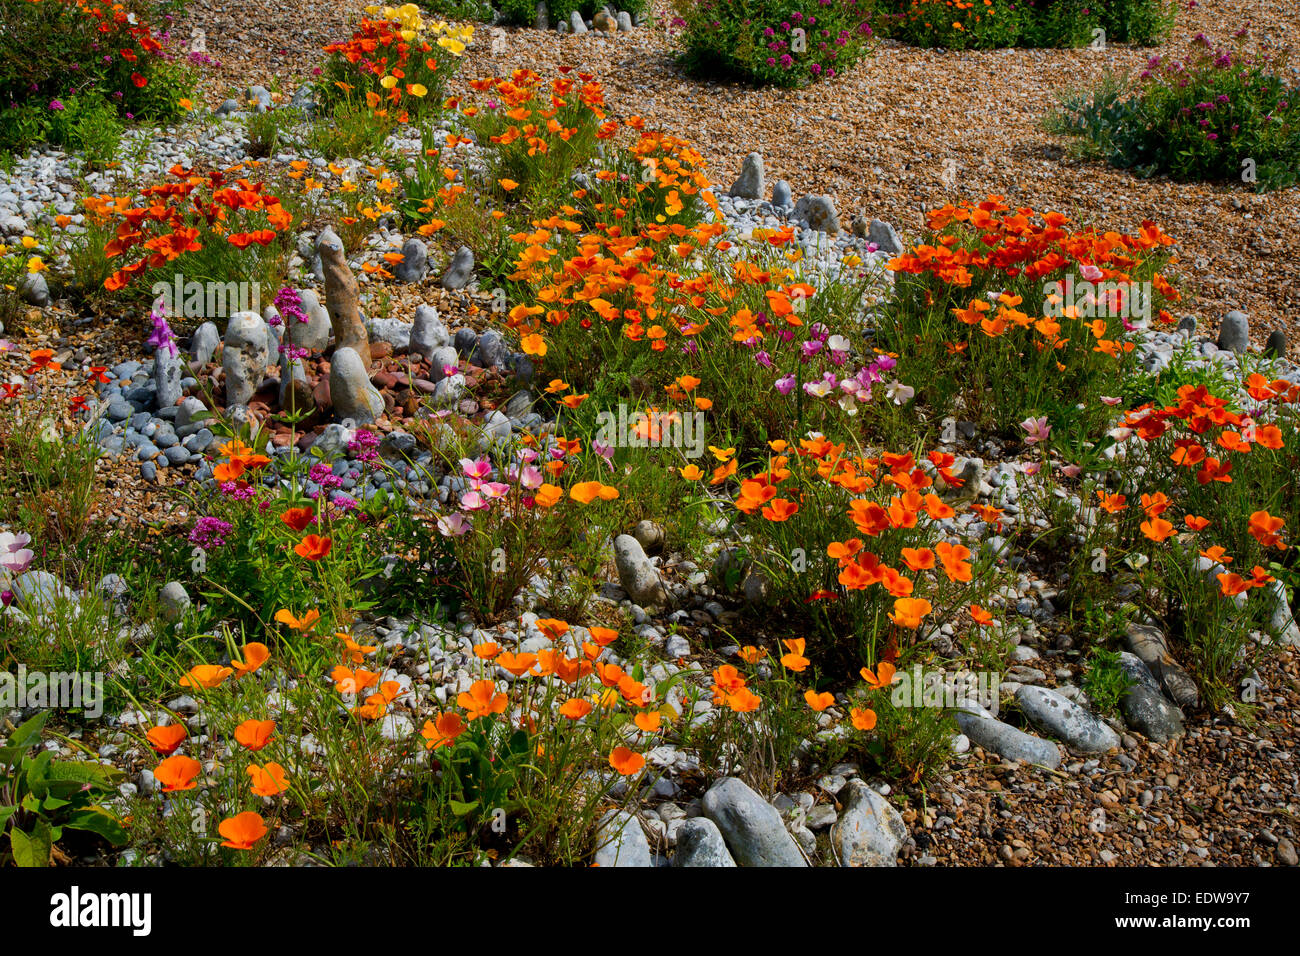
[
  {"x1": 1, "y1": 713, "x2": 128, "y2": 867},
  {"x1": 1046, "y1": 37, "x2": 1300, "y2": 192},
  {"x1": 672, "y1": 0, "x2": 876, "y2": 88},
  {"x1": 0, "y1": 0, "x2": 195, "y2": 153},
  {"x1": 1081, "y1": 647, "x2": 1134, "y2": 716},
  {"x1": 873, "y1": 0, "x2": 1174, "y2": 50}
]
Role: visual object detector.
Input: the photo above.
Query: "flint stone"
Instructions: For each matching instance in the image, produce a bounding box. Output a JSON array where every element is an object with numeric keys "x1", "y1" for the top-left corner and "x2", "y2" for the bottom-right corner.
[
  {"x1": 222, "y1": 311, "x2": 269, "y2": 407},
  {"x1": 702, "y1": 777, "x2": 806, "y2": 867}
]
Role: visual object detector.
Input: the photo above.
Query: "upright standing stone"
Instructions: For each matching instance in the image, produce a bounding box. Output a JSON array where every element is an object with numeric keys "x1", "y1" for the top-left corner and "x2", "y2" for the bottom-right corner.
[
  {"x1": 569, "y1": 10, "x2": 588, "y2": 33},
  {"x1": 1217, "y1": 310, "x2": 1249, "y2": 353},
  {"x1": 394, "y1": 237, "x2": 428, "y2": 283},
  {"x1": 770, "y1": 180, "x2": 792, "y2": 207},
  {"x1": 329, "y1": 346, "x2": 385, "y2": 425},
  {"x1": 534, "y1": 1, "x2": 549, "y2": 29},
  {"x1": 287, "y1": 288, "x2": 331, "y2": 352},
  {"x1": 728, "y1": 152, "x2": 765, "y2": 200},
  {"x1": 441, "y1": 246, "x2": 475, "y2": 290},
  {"x1": 410, "y1": 304, "x2": 449, "y2": 362},
  {"x1": 222, "y1": 311, "x2": 269, "y2": 408},
  {"x1": 867, "y1": 219, "x2": 904, "y2": 254},
  {"x1": 190, "y1": 321, "x2": 220, "y2": 367},
  {"x1": 793, "y1": 194, "x2": 840, "y2": 235},
  {"x1": 316, "y1": 228, "x2": 371, "y2": 367},
  {"x1": 1265, "y1": 329, "x2": 1287, "y2": 359},
  {"x1": 154, "y1": 347, "x2": 182, "y2": 409}
]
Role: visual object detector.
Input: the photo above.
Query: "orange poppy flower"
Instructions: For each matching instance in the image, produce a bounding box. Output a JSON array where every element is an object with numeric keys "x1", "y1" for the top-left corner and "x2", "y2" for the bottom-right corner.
[
  {"x1": 608, "y1": 746, "x2": 645, "y2": 776},
  {"x1": 860, "y1": 660, "x2": 897, "y2": 689},
  {"x1": 889, "y1": 597, "x2": 933, "y2": 629},
  {"x1": 294, "y1": 534, "x2": 332, "y2": 560},
  {"x1": 145, "y1": 724, "x2": 187, "y2": 755},
  {"x1": 535, "y1": 618, "x2": 570, "y2": 642},
  {"x1": 805, "y1": 689, "x2": 835, "y2": 712},
  {"x1": 780, "y1": 638, "x2": 810, "y2": 672},
  {"x1": 1248, "y1": 510, "x2": 1285, "y2": 549},
  {"x1": 1140, "y1": 517, "x2": 1176, "y2": 543},
  {"x1": 273, "y1": 608, "x2": 320, "y2": 632},
  {"x1": 1184, "y1": 515, "x2": 1211, "y2": 532},
  {"x1": 180, "y1": 664, "x2": 232, "y2": 689},
  {"x1": 588, "y1": 626, "x2": 619, "y2": 646},
  {"x1": 634, "y1": 711, "x2": 662, "y2": 733},
  {"x1": 234, "y1": 719, "x2": 276, "y2": 751},
  {"x1": 969, "y1": 604, "x2": 994, "y2": 625},
  {"x1": 219, "y1": 811, "x2": 268, "y2": 850},
  {"x1": 850, "y1": 707, "x2": 877, "y2": 731},
  {"x1": 280, "y1": 507, "x2": 316, "y2": 532},
  {"x1": 559, "y1": 698, "x2": 593, "y2": 720},
  {"x1": 231, "y1": 642, "x2": 269, "y2": 678},
  {"x1": 473, "y1": 642, "x2": 501, "y2": 659},
  {"x1": 421, "y1": 712, "x2": 466, "y2": 750},
  {"x1": 154, "y1": 754, "x2": 201, "y2": 792},
  {"x1": 497, "y1": 651, "x2": 537, "y2": 676},
  {"x1": 458, "y1": 680, "x2": 508, "y2": 720},
  {"x1": 247, "y1": 762, "x2": 289, "y2": 797}
]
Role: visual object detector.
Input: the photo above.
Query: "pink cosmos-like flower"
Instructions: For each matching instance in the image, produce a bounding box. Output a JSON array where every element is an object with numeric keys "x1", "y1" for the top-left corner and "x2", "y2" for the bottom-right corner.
[
  {"x1": 459, "y1": 457, "x2": 492, "y2": 480},
  {"x1": 459, "y1": 490, "x2": 489, "y2": 512},
  {"x1": 436, "y1": 513, "x2": 471, "y2": 537},
  {"x1": 1060, "y1": 464, "x2": 1083, "y2": 479},
  {"x1": 1079, "y1": 263, "x2": 1104, "y2": 282},
  {"x1": 1020, "y1": 417, "x2": 1052, "y2": 445},
  {"x1": 0, "y1": 531, "x2": 35, "y2": 574},
  {"x1": 518, "y1": 465, "x2": 543, "y2": 489}
]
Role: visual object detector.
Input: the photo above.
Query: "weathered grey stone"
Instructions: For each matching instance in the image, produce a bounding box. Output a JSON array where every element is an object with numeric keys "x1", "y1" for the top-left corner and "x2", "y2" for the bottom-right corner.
[
  {"x1": 394, "y1": 237, "x2": 428, "y2": 283},
  {"x1": 19, "y1": 272, "x2": 50, "y2": 306},
  {"x1": 729, "y1": 152, "x2": 765, "y2": 200},
  {"x1": 613, "y1": 534, "x2": 667, "y2": 608},
  {"x1": 471, "y1": 329, "x2": 508, "y2": 369},
  {"x1": 222, "y1": 311, "x2": 269, "y2": 407},
  {"x1": 568, "y1": 10, "x2": 587, "y2": 33},
  {"x1": 1015, "y1": 684, "x2": 1120, "y2": 753},
  {"x1": 954, "y1": 710, "x2": 1062, "y2": 768},
  {"x1": 329, "y1": 347, "x2": 384, "y2": 425},
  {"x1": 616, "y1": 10, "x2": 633, "y2": 30},
  {"x1": 792, "y1": 194, "x2": 840, "y2": 234},
  {"x1": 770, "y1": 180, "x2": 792, "y2": 207},
  {"x1": 632, "y1": 519, "x2": 664, "y2": 555},
  {"x1": 1120, "y1": 685, "x2": 1185, "y2": 743},
  {"x1": 190, "y1": 321, "x2": 220, "y2": 367},
  {"x1": 1265, "y1": 329, "x2": 1287, "y2": 360},
  {"x1": 158, "y1": 581, "x2": 191, "y2": 623},
  {"x1": 593, "y1": 810, "x2": 653, "y2": 867},
  {"x1": 365, "y1": 317, "x2": 412, "y2": 351},
  {"x1": 153, "y1": 348, "x2": 182, "y2": 409},
  {"x1": 831, "y1": 779, "x2": 907, "y2": 866},
  {"x1": 534, "y1": 1, "x2": 549, "y2": 30},
  {"x1": 279, "y1": 349, "x2": 314, "y2": 416},
  {"x1": 867, "y1": 218, "x2": 905, "y2": 254},
  {"x1": 702, "y1": 777, "x2": 807, "y2": 867},
  {"x1": 286, "y1": 289, "x2": 331, "y2": 352},
  {"x1": 1217, "y1": 310, "x2": 1249, "y2": 353},
  {"x1": 441, "y1": 246, "x2": 475, "y2": 290},
  {"x1": 1123, "y1": 622, "x2": 1199, "y2": 709},
  {"x1": 410, "y1": 304, "x2": 449, "y2": 361},
  {"x1": 673, "y1": 817, "x2": 736, "y2": 867}
]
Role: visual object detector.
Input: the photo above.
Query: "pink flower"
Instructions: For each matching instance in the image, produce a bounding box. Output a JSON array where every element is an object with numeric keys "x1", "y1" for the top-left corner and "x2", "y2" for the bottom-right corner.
[
  {"x1": 1100, "y1": 396, "x2": 1123, "y2": 406},
  {"x1": 1020, "y1": 416, "x2": 1052, "y2": 445},
  {"x1": 436, "y1": 513, "x2": 471, "y2": 537},
  {"x1": 459, "y1": 457, "x2": 492, "y2": 480},
  {"x1": 0, "y1": 531, "x2": 35, "y2": 574},
  {"x1": 1079, "y1": 263, "x2": 1104, "y2": 282},
  {"x1": 1059, "y1": 464, "x2": 1083, "y2": 479},
  {"x1": 459, "y1": 490, "x2": 489, "y2": 512},
  {"x1": 518, "y1": 465, "x2": 543, "y2": 489}
]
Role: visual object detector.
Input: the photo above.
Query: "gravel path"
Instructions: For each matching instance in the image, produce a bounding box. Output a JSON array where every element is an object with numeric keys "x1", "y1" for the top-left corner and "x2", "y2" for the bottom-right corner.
[{"x1": 183, "y1": 0, "x2": 1300, "y2": 349}]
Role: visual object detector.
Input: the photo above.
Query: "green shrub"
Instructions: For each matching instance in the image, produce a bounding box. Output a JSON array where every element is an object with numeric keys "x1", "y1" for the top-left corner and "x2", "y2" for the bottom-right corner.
[
  {"x1": 671, "y1": 0, "x2": 876, "y2": 87},
  {"x1": 872, "y1": 0, "x2": 1175, "y2": 50},
  {"x1": 1046, "y1": 36, "x2": 1300, "y2": 191},
  {"x1": 0, "y1": 0, "x2": 195, "y2": 152}
]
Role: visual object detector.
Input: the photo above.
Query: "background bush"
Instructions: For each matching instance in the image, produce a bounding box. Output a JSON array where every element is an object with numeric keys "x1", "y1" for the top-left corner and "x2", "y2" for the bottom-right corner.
[
  {"x1": 1046, "y1": 37, "x2": 1300, "y2": 191},
  {"x1": 0, "y1": 0, "x2": 194, "y2": 153},
  {"x1": 872, "y1": 0, "x2": 1176, "y2": 50},
  {"x1": 672, "y1": 0, "x2": 876, "y2": 87}
]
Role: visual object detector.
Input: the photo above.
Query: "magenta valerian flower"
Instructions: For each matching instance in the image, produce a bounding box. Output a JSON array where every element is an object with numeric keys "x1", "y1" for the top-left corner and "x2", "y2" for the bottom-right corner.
[
  {"x1": 187, "y1": 517, "x2": 233, "y2": 549},
  {"x1": 1021, "y1": 416, "x2": 1052, "y2": 445},
  {"x1": 273, "y1": 286, "x2": 307, "y2": 325}
]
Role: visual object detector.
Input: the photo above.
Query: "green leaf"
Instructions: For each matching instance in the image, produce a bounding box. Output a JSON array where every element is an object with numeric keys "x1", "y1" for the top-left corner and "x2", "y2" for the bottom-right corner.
[
  {"x1": 4, "y1": 712, "x2": 49, "y2": 753},
  {"x1": 10, "y1": 820, "x2": 52, "y2": 867},
  {"x1": 448, "y1": 799, "x2": 479, "y2": 818},
  {"x1": 65, "y1": 808, "x2": 129, "y2": 846}
]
